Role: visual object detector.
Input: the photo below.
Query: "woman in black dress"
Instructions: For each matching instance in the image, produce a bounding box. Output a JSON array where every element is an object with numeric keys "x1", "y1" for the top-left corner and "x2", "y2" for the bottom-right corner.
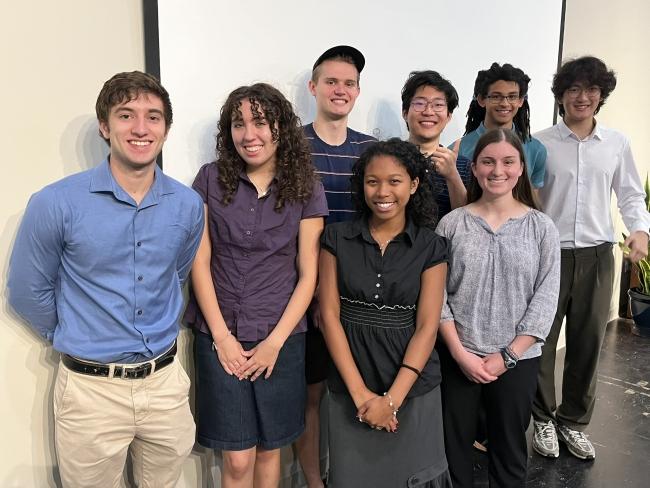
[{"x1": 319, "y1": 138, "x2": 452, "y2": 487}]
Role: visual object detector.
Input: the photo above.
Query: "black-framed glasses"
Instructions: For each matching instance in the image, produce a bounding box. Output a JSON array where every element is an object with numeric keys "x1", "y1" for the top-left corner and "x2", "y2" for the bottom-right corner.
[
  {"x1": 566, "y1": 86, "x2": 601, "y2": 99},
  {"x1": 485, "y1": 94, "x2": 521, "y2": 104},
  {"x1": 410, "y1": 98, "x2": 447, "y2": 113}
]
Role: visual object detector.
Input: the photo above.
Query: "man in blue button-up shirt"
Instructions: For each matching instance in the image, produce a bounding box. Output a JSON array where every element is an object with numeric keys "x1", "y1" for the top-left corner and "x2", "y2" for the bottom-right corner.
[{"x1": 8, "y1": 71, "x2": 203, "y2": 488}]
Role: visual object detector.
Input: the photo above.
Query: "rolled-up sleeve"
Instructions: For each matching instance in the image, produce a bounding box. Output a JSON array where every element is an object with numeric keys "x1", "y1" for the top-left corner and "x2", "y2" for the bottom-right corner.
[{"x1": 8, "y1": 187, "x2": 65, "y2": 341}]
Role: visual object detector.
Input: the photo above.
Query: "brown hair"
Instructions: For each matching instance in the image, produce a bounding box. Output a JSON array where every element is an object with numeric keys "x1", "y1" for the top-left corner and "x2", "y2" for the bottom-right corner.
[
  {"x1": 467, "y1": 128, "x2": 538, "y2": 210},
  {"x1": 95, "y1": 71, "x2": 172, "y2": 143},
  {"x1": 216, "y1": 83, "x2": 317, "y2": 211}
]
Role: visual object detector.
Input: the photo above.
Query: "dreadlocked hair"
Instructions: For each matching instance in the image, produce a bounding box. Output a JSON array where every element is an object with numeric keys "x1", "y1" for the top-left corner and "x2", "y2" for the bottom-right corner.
[{"x1": 464, "y1": 62, "x2": 532, "y2": 142}]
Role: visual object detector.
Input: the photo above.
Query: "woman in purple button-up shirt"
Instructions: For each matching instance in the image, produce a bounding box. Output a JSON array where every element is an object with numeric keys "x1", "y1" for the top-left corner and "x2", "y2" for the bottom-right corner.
[{"x1": 184, "y1": 83, "x2": 328, "y2": 486}]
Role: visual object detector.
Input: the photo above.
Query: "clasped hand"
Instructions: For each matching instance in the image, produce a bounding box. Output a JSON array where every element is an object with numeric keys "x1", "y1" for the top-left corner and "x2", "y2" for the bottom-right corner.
[
  {"x1": 355, "y1": 390, "x2": 398, "y2": 432},
  {"x1": 215, "y1": 335, "x2": 281, "y2": 381}
]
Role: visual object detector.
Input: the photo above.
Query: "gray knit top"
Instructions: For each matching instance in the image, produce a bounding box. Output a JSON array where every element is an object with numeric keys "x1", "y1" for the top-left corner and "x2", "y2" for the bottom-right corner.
[{"x1": 436, "y1": 207, "x2": 560, "y2": 359}]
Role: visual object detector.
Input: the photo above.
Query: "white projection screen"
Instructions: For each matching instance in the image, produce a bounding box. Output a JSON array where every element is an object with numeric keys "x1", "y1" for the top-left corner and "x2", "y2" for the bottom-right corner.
[{"x1": 151, "y1": 0, "x2": 565, "y2": 185}]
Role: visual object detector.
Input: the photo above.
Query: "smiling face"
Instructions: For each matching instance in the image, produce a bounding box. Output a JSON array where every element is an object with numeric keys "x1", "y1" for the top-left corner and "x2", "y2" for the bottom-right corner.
[
  {"x1": 404, "y1": 85, "x2": 452, "y2": 147},
  {"x1": 231, "y1": 99, "x2": 278, "y2": 173},
  {"x1": 364, "y1": 154, "x2": 418, "y2": 224},
  {"x1": 472, "y1": 140, "x2": 523, "y2": 199},
  {"x1": 98, "y1": 92, "x2": 168, "y2": 171},
  {"x1": 560, "y1": 82, "x2": 602, "y2": 126},
  {"x1": 308, "y1": 59, "x2": 360, "y2": 120},
  {"x1": 478, "y1": 80, "x2": 524, "y2": 129}
]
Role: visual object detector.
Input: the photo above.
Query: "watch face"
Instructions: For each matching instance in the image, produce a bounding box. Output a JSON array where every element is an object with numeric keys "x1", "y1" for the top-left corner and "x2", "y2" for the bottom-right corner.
[{"x1": 501, "y1": 349, "x2": 517, "y2": 369}]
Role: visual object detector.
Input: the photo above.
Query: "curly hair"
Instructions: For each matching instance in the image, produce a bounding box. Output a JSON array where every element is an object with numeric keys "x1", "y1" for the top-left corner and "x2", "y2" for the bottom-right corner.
[
  {"x1": 215, "y1": 83, "x2": 316, "y2": 211},
  {"x1": 95, "y1": 71, "x2": 172, "y2": 144},
  {"x1": 467, "y1": 128, "x2": 538, "y2": 210},
  {"x1": 464, "y1": 63, "x2": 532, "y2": 141},
  {"x1": 552, "y1": 56, "x2": 617, "y2": 117},
  {"x1": 350, "y1": 138, "x2": 438, "y2": 229}
]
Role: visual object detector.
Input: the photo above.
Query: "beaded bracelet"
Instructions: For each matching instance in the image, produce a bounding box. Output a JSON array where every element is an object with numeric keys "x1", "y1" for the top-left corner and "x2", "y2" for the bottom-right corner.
[
  {"x1": 400, "y1": 363, "x2": 422, "y2": 378},
  {"x1": 383, "y1": 392, "x2": 399, "y2": 417}
]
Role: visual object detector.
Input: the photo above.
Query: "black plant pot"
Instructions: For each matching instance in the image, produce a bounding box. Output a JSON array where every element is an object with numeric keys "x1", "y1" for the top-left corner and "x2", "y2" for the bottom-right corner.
[{"x1": 628, "y1": 287, "x2": 650, "y2": 337}]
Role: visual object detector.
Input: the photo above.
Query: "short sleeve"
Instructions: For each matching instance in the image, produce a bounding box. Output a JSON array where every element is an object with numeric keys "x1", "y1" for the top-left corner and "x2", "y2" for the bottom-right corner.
[
  {"x1": 302, "y1": 180, "x2": 329, "y2": 219},
  {"x1": 191, "y1": 163, "x2": 213, "y2": 203},
  {"x1": 320, "y1": 222, "x2": 339, "y2": 256},
  {"x1": 424, "y1": 234, "x2": 449, "y2": 270}
]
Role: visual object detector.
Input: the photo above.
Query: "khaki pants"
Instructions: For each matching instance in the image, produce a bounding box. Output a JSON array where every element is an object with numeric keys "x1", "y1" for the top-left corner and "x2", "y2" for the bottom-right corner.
[{"x1": 54, "y1": 357, "x2": 195, "y2": 488}]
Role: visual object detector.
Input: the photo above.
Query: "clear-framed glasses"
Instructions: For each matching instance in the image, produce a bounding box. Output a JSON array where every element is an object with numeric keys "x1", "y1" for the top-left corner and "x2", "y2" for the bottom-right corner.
[
  {"x1": 485, "y1": 94, "x2": 521, "y2": 104},
  {"x1": 566, "y1": 85, "x2": 601, "y2": 99},
  {"x1": 410, "y1": 98, "x2": 447, "y2": 113}
]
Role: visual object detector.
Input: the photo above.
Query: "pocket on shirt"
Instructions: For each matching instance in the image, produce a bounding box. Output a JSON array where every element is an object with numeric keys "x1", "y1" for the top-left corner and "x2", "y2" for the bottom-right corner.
[{"x1": 164, "y1": 223, "x2": 191, "y2": 254}]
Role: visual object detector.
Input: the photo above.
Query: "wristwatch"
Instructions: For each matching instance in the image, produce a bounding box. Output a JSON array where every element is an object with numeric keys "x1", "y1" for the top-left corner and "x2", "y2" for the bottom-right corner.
[{"x1": 500, "y1": 348, "x2": 518, "y2": 369}]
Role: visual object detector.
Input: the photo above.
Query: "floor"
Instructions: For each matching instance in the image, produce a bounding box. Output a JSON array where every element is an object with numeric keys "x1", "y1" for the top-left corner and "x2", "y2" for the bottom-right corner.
[{"x1": 473, "y1": 319, "x2": 650, "y2": 487}]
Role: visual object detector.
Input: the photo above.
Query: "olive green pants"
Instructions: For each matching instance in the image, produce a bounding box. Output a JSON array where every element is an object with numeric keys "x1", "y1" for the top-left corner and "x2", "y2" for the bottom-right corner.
[{"x1": 532, "y1": 243, "x2": 614, "y2": 431}]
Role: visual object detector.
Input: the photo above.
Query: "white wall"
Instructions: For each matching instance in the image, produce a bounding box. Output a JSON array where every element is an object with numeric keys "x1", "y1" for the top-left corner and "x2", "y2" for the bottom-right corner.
[{"x1": 1, "y1": 1, "x2": 648, "y2": 487}]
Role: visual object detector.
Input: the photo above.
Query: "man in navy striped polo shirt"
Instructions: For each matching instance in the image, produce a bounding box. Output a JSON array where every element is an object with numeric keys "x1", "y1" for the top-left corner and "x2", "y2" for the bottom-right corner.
[{"x1": 296, "y1": 45, "x2": 375, "y2": 488}]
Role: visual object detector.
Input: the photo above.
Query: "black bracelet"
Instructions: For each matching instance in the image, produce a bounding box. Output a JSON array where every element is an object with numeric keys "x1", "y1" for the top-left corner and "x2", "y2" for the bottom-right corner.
[{"x1": 400, "y1": 363, "x2": 422, "y2": 378}]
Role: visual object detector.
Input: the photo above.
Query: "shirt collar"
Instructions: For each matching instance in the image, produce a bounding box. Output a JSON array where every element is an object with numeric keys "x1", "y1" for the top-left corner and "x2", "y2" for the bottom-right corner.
[
  {"x1": 89, "y1": 158, "x2": 174, "y2": 206},
  {"x1": 477, "y1": 121, "x2": 516, "y2": 134},
  {"x1": 557, "y1": 118, "x2": 604, "y2": 141},
  {"x1": 343, "y1": 217, "x2": 417, "y2": 247}
]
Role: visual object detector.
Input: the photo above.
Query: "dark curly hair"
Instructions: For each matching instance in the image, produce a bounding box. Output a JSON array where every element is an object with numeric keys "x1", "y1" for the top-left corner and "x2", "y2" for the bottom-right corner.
[
  {"x1": 467, "y1": 128, "x2": 538, "y2": 210},
  {"x1": 215, "y1": 83, "x2": 316, "y2": 211},
  {"x1": 95, "y1": 71, "x2": 172, "y2": 145},
  {"x1": 552, "y1": 56, "x2": 617, "y2": 117},
  {"x1": 350, "y1": 138, "x2": 438, "y2": 229},
  {"x1": 464, "y1": 63, "x2": 532, "y2": 142}
]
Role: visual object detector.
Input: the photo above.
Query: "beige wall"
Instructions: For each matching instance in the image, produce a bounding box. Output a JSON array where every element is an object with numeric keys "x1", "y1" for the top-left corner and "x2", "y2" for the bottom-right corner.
[
  {"x1": 1, "y1": 1, "x2": 648, "y2": 486},
  {"x1": 563, "y1": 0, "x2": 650, "y2": 321}
]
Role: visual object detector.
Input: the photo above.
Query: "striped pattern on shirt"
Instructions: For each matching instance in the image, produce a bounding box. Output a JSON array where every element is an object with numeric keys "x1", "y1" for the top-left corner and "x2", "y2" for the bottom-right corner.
[{"x1": 303, "y1": 123, "x2": 376, "y2": 224}]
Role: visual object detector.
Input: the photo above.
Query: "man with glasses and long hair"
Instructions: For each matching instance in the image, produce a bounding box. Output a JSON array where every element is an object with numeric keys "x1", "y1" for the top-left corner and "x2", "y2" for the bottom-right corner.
[
  {"x1": 401, "y1": 70, "x2": 470, "y2": 217},
  {"x1": 532, "y1": 56, "x2": 650, "y2": 461},
  {"x1": 456, "y1": 62, "x2": 547, "y2": 193}
]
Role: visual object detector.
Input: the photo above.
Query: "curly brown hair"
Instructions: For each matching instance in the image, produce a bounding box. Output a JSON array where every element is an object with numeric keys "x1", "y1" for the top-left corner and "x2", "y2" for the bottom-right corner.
[{"x1": 216, "y1": 83, "x2": 316, "y2": 211}]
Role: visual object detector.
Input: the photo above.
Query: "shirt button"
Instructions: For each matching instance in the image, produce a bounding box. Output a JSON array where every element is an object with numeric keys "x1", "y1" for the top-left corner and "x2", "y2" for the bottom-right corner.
[
  {"x1": 374, "y1": 294, "x2": 379, "y2": 299},
  {"x1": 137, "y1": 275, "x2": 143, "y2": 281},
  {"x1": 377, "y1": 274, "x2": 381, "y2": 278},
  {"x1": 146, "y1": 338, "x2": 150, "y2": 343},
  {"x1": 136, "y1": 241, "x2": 142, "y2": 247},
  {"x1": 246, "y1": 230, "x2": 251, "y2": 235},
  {"x1": 376, "y1": 283, "x2": 381, "y2": 288},
  {"x1": 250, "y1": 208, "x2": 255, "y2": 212},
  {"x1": 137, "y1": 309, "x2": 143, "y2": 316}
]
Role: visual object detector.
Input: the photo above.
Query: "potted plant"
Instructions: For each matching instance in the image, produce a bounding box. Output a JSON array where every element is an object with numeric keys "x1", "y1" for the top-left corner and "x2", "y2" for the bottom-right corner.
[{"x1": 620, "y1": 175, "x2": 650, "y2": 337}]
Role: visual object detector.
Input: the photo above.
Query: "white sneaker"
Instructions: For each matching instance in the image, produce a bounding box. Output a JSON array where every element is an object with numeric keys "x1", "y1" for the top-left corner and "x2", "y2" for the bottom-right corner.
[
  {"x1": 532, "y1": 420, "x2": 559, "y2": 458},
  {"x1": 557, "y1": 424, "x2": 595, "y2": 460}
]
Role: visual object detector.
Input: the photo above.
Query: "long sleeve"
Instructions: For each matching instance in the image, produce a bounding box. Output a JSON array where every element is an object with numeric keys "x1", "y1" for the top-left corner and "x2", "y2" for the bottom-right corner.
[
  {"x1": 613, "y1": 137, "x2": 650, "y2": 235},
  {"x1": 515, "y1": 217, "x2": 561, "y2": 341},
  {"x1": 8, "y1": 187, "x2": 65, "y2": 341}
]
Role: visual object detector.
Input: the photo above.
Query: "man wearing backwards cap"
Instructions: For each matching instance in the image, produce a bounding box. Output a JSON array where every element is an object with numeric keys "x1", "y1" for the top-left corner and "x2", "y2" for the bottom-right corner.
[{"x1": 295, "y1": 45, "x2": 376, "y2": 488}]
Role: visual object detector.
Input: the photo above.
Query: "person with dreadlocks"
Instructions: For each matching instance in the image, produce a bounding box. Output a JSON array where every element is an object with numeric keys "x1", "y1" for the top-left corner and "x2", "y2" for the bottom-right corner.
[{"x1": 455, "y1": 62, "x2": 547, "y2": 191}]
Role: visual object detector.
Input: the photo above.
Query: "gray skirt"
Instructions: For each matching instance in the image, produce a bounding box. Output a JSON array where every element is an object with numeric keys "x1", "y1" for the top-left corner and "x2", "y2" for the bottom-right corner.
[{"x1": 328, "y1": 386, "x2": 452, "y2": 488}]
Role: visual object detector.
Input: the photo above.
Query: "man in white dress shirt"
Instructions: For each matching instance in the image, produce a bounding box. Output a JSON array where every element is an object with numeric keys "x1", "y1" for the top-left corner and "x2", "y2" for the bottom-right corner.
[{"x1": 531, "y1": 56, "x2": 650, "y2": 461}]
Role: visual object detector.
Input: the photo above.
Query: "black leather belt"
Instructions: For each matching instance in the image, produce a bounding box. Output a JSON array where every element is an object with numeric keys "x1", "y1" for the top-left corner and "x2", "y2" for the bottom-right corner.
[{"x1": 62, "y1": 342, "x2": 177, "y2": 379}]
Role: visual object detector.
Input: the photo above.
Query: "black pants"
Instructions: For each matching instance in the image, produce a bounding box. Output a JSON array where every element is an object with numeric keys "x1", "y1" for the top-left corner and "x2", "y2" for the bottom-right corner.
[
  {"x1": 532, "y1": 243, "x2": 614, "y2": 430},
  {"x1": 439, "y1": 345, "x2": 540, "y2": 488}
]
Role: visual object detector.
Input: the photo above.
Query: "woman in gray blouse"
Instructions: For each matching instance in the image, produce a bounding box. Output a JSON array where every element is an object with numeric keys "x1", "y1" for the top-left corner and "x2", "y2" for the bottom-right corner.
[{"x1": 436, "y1": 128, "x2": 560, "y2": 488}]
